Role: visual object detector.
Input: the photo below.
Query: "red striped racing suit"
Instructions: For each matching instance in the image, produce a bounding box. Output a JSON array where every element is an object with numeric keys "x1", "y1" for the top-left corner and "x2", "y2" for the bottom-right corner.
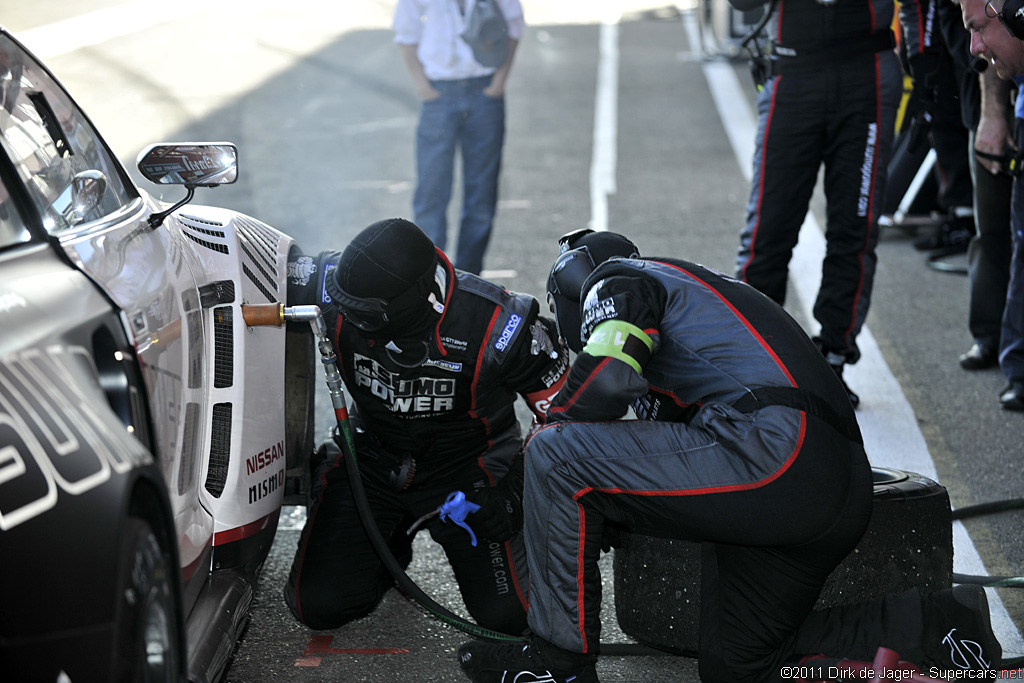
[
  {"x1": 731, "y1": 0, "x2": 902, "y2": 364},
  {"x1": 524, "y1": 256, "x2": 872, "y2": 682},
  {"x1": 284, "y1": 250, "x2": 568, "y2": 633}
]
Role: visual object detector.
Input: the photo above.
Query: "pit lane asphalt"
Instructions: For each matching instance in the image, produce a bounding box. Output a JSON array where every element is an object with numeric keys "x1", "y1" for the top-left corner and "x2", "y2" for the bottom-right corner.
[{"x1": 9, "y1": 2, "x2": 1024, "y2": 681}]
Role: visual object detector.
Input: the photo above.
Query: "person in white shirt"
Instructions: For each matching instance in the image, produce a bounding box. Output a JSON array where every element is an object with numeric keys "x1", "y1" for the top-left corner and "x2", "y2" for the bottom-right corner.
[{"x1": 393, "y1": 0, "x2": 524, "y2": 275}]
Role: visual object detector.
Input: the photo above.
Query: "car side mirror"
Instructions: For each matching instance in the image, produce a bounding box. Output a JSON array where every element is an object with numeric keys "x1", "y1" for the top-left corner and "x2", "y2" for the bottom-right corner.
[
  {"x1": 137, "y1": 142, "x2": 238, "y2": 228},
  {"x1": 137, "y1": 142, "x2": 238, "y2": 187}
]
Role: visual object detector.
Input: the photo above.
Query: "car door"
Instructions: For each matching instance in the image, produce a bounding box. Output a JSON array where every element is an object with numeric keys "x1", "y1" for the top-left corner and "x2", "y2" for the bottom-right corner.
[{"x1": 0, "y1": 31, "x2": 214, "y2": 608}]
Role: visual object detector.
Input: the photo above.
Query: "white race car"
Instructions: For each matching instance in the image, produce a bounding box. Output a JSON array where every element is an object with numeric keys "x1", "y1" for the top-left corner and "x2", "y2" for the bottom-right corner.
[{"x1": 0, "y1": 28, "x2": 313, "y2": 683}]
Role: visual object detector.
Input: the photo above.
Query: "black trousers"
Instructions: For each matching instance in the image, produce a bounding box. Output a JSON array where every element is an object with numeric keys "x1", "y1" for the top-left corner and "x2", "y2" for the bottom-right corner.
[
  {"x1": 967, "y1": 129, "x2": 1013, "y2": 351},
  {"x1": 928, "y1": 45, "x2": 974, "y2": 214},
  {"x1": 736, "y1": 51, "x2": 902, "y2": 363},
  {"x1": 523, "y1": 404, "x2": 873, "y2": 682},
  {"x1": 284, "y1": 429, "x2": 529, "y2": 634}
]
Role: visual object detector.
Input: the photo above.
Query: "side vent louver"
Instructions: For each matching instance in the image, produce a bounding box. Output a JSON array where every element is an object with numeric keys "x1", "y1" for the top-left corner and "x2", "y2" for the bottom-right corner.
[
  {"x1": 205, "y1": 402, "x2": 232, "y2": 497},
  {"x1": 213, "y1": 306, "x2": 234, "y2": 389},
  {"x1": 182, "y1": 290, "x2": 203, "y2": 390},
  {"x1": 237, "y1": 217, "x2": 281, "y2": 304},
  {"x1": 180, "y1": 214, "x2": 229, "y2": 255},
  {"x1": 179, "y1": 402, "x2": 200, "y2": 495}
]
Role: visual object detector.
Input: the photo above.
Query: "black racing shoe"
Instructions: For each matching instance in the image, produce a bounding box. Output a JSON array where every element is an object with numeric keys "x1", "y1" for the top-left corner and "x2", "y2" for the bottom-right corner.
[
  {"x1": 830, "y1": 362, "x2": 859, "y2": 409},
  {"x1": 458, "y1": 639, "x2": 598, "y2": 683},
  {"x1": 922, "y1": 585, "x2": 1002, "y2": 673},
  {"x1": 999, "y1": 381, "x2": 1024, "y2": 411},
  {"x1": 959, "y1": 343, "x2": 998, "y2": 370},
  {"x1": 913, "y1": 216, "x2": 974, "y2": 253},
  {"x1": 821, "y1": 350, "x2": 860, "y2": 409}
]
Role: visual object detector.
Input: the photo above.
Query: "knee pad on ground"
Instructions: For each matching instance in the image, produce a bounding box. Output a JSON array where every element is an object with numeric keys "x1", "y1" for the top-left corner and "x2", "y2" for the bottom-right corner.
[{"x1": 283, "y1": 577, "x2": 388, "y2": 631}]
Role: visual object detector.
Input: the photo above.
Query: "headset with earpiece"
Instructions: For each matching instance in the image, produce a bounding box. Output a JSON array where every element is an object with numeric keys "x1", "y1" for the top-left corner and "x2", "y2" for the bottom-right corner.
[{"x1": 997, "y1": 0, "x2": 1024, "y2": 40}]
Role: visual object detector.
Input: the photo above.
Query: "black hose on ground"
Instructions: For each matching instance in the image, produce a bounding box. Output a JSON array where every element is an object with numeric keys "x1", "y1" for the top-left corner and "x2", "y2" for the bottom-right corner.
[
  {"x1": 951, "y1": 498, "x2": 1024, "y2": 588},
  {"x1": 314, "y1": 316, "x2": 673, "y2": 654},
  {"x1": 334, "y1": 419, "x2": 522, "y2": 642},
  {"x1": 334, "y1": 419, "x2": 676, "y2": 655}
]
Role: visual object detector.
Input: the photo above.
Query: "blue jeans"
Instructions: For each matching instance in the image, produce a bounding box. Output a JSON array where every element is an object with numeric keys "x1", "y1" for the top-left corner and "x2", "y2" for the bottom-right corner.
[
  {"x1": 1003, "y1": 139, "x2": 1024, "y2": 384},
  {"x1": 414, "y1": 76, "x2": 505, "y2": 274}
]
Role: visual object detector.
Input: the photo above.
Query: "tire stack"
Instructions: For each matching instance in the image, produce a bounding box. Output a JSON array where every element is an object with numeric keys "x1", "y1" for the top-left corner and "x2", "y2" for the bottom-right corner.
[{"x1": 612, "y1": 468, "x2": 953, "y2": 654}]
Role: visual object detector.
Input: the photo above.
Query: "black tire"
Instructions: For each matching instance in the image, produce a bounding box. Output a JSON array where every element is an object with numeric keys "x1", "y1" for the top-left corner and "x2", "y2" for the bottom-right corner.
[
  {"x1": 613, "y1": 467, "x2": 951, "y2": 654},
  {"x1": 283, "y1": 243, "x2": 316, "y2": 505},
  {"x1": 114, "y1": 517, "x2": 183, "y2": 683}
]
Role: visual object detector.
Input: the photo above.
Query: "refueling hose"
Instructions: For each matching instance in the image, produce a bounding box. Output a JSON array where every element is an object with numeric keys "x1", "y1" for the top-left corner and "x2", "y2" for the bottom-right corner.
[
  {"x1": 317, "y1": 316, "x2": 674, "y2": 655},
  {"x1": 951, "y1": 498, "x2": 1024, "y2": 589},
  {"x1": 243, "y1": 304, "x2": 672, "y2": 655}
]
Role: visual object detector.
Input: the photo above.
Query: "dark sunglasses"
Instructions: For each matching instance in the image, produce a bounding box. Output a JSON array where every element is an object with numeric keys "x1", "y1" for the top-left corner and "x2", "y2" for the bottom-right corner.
[{"x1": 330, "y1": 285, "x2": 390, "y2": 332}]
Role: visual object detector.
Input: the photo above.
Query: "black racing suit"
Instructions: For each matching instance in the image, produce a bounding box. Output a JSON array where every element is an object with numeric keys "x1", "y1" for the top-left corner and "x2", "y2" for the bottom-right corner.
[
  {"x1": 899, "y1": 0, "x2": 974, "y2": 222},
  {"x1": 523, "y1": 256, "x2": 873, "y2": 682},
  {"x1": 731, "y1": 0, "x2": 902, "y2": 363},
  {"x1": 284, "y1": 250, "x2": 568, "y2": 633}
]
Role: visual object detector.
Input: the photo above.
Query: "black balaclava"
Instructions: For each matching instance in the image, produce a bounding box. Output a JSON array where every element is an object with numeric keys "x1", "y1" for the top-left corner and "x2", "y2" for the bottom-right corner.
[
  {"x1": 546, "y1": 229, "x2": 639, "y2": 353},
  {"x1": 326, "y1": 218, "x2": 447, "y2": 367}
]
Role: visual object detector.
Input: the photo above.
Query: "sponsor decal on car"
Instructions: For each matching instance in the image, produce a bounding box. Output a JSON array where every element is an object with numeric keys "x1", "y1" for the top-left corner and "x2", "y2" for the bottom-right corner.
[
  {"x1": 0, "y1": 346, "x2": 151, "y2": 530},
  {"x1": 249, "y1": 469, "x2": 285, "y2": 505},
  {"x1": 246, "y1": 441, "x2": 285, "y2": 476}
]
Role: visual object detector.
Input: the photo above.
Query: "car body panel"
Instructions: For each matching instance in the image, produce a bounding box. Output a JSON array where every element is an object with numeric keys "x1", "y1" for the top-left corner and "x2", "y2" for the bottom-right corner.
[
  {"x1": 0, "y1": 242, "x2": 171, "y2": 681},
  {"x1": 0, "y1": 26, "x2": 309, "y2": 683}
]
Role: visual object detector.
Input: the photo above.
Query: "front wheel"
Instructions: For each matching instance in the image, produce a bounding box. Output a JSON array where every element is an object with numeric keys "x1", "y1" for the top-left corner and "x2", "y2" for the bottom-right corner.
[{"x1": 114, "y1": 517, "x2": 183, "y2": 682}]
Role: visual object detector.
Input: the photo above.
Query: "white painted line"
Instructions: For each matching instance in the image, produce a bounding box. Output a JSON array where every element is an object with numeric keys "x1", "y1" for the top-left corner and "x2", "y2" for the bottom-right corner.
[
  {"x1": 590, "y1": 12, "x2": 622, "y2": 233},
  {"x1": 480, "y1": 269, "x2": 518, "y2": 279},
  {"x1": 683, "y1": 8, "x2": 1024, "y2": 656}
]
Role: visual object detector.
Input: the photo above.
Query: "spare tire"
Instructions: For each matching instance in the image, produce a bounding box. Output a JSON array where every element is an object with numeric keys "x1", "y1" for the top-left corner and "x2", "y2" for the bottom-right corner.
[{"x1": 613, "y1": 467, "x2": 952, "y2": 655}]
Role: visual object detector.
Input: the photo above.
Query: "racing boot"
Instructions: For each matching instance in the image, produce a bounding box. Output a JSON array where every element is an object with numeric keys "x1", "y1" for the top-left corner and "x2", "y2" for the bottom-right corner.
[
  {"x1": 829, "y1": 360, "x2": 859, "y2": 410},
  {"x1": 921, "y1": 584, "x2": 1001, "y2": 673},
  {"x1": 821, "y1": 347, "x2": 859, "y2": 409},
  {"x1": 913, "y1": 212, "x2": 975, "y2": 254},
  {"x1": 458, "y1": 636, "x2": 599, "y2": 683}
]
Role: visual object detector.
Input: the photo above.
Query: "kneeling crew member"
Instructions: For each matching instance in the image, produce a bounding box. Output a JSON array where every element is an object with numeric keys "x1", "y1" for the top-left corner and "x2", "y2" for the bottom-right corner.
[
  {"x1": 458, "y1": 230, "x2": 1000, "y2": 683},
  {"x1": 284, "y1": 218, "x2": 568, "y2": 634}
]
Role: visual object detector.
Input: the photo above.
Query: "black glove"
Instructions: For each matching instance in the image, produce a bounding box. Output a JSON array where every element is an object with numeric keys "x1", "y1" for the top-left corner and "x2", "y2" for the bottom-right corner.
[{"x1": 469, "y1": 484, "x2": 523, "y2": 543}]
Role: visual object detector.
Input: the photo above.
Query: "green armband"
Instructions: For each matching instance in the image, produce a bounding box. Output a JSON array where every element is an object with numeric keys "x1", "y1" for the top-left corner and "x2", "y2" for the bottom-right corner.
[{"x1": 583, "y1": 320, "x2": 653, "y2": 374}]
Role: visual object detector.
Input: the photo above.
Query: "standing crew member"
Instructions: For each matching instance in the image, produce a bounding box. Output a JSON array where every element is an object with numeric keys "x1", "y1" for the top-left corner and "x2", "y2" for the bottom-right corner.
[
  {"x1": 731, "y1": 0, "x2": 904, "y2": 407},
  {"x1": 284, "y1": 218, "x2": 568, "y2": 634},
  {"x1": 458, "y1": 230, "x2": 1000, "y2": 683}
]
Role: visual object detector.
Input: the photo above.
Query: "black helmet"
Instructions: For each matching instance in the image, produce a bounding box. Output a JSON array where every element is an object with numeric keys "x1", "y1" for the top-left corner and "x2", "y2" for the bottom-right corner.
[
  {"x1": 546, "y1": 229, "x2": 639, "y2": 353},
  {"x1": 326, "y1": 218, "x2": 446, "y2": 340}
]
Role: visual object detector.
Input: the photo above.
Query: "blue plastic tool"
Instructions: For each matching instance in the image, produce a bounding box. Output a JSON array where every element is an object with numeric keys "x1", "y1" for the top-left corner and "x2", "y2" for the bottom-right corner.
[{"x1": 439, "y1": 491, "x2": 481, "y2": 547}]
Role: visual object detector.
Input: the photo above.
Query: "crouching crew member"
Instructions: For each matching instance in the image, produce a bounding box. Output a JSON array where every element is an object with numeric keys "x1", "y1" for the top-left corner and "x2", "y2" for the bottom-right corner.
[
  {"x1": 458, "y1": 230, "x2": 1000, "y2": 683},
  {"x1": 284, "y1": 218, "x2": 568, "y2": 634}
]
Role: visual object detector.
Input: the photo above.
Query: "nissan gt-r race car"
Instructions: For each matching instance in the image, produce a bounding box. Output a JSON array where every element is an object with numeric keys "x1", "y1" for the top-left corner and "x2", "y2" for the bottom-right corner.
[{"x1": 0, "y1": 27, "x2": 314, "y2": 683}]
